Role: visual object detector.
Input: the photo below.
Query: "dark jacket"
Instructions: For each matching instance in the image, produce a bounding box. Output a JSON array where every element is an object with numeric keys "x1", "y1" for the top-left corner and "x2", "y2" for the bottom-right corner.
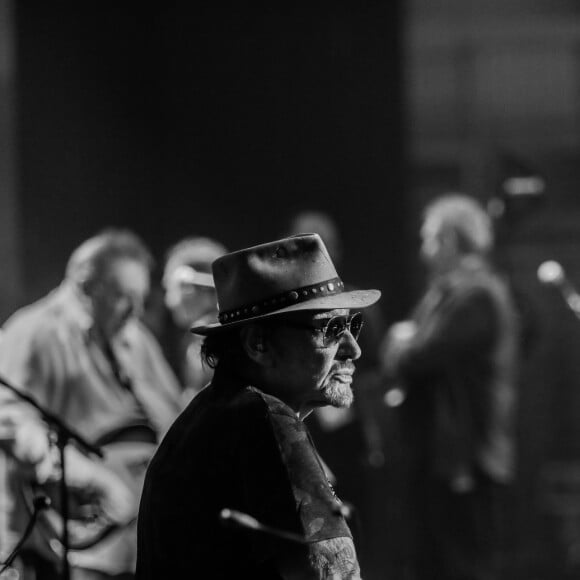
[
  {"x1": 136, "y1": 367, "x2": 352, "y2": 579},
  {"x1": 392, "y1": 256, "x2": 520, "y2": 484}
]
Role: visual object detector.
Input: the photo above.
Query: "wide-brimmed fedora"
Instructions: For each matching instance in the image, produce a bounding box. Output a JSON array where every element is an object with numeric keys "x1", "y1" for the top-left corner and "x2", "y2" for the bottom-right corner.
[{"x1": 191, "y1": 233, "x2": 381, "y2": 335}]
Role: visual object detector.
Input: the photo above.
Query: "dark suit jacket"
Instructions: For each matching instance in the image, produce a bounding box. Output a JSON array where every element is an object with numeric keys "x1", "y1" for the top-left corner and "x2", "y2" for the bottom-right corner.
[{"x1": 392, "y1": 256, "x2": 520, "y2": 484}]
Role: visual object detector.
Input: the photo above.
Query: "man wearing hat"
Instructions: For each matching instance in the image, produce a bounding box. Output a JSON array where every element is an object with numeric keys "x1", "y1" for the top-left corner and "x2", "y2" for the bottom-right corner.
[{"x1": 136, "y1": 234, "x2": 380, "y2": 579}]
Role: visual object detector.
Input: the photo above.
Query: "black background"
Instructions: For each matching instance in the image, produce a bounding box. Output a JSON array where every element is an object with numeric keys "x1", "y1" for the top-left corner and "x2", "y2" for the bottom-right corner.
[{"x1": 15, "y1": 2, "x2": 409, "y2": 322}]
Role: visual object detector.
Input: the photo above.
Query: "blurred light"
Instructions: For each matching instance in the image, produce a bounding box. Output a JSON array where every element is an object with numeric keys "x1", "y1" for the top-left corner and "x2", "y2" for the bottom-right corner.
[
  {"x1": 537, "y1": 260, "x2": 564, "y2": 286},
  {"x1": 502, "y1": 176, "x2": 545, "y2": 197},
  {"x1": 384, "y1": 387, "x2": 405, "y2": 407}
]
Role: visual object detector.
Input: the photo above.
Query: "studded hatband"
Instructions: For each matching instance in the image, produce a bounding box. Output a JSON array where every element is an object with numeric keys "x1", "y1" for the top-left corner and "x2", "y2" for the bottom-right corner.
[{"x1": 218, "y1": 277, "x2": 344, "y2": 324}]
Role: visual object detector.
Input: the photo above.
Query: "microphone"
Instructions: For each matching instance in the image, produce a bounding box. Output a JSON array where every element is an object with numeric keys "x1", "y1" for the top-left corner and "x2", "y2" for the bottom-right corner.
[
  {"x1": 220, "y1": 501, "x2": 353, "y2": 537},
  {"x1": 220, "y1": 508, "x2": 307, "y2": 544},
  {"x1": 220, "y1": 509, "x2": 262, "y2": 532},
  {"x1": 537, "y1": 260, "x2": 580, "y2": 318}
]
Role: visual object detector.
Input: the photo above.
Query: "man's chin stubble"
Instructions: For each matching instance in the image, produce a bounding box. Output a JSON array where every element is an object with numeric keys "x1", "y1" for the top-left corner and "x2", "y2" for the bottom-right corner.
[{"x1": 322, "y1": 382, "x2": 354, "y2": 408}]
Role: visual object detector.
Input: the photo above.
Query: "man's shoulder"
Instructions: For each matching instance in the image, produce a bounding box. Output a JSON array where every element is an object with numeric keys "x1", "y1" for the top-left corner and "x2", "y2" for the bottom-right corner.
[
  {"x1": 232, "y1": 385, "x2": 297, "y2": 421},
  {"x1": 2, "y1": 290, "x2": 71, "y2": 342},
  {"x1": 158, "y1": 382, "x2": 299, "y2": 455},
  {"x1": 443, "y1": 260, "x2": 506, "y2": 299},
  {"x1": 197, "y1": 378, "x2": 299, "y2": 433}
]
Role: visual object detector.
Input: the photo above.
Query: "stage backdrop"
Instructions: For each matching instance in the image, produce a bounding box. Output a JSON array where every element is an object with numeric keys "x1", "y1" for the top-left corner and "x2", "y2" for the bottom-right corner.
[{"x1": 14, "y1": 2, "x2": 408, "y2": 324}]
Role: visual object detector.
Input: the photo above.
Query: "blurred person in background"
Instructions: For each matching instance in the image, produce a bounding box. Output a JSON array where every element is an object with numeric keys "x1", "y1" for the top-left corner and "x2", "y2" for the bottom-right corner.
[
  {"x1": 156, "y1": 237, "x2": 227, "y2": 403},
  {"x1": 381, "y1": 194, "x2": 521, "y2": 580},
  {"x1": 287, "y1": 210, "x2": 344, "y2": 271},
  {"x1": 0, "y1": 228, "x2": 182, "y2": 580}
]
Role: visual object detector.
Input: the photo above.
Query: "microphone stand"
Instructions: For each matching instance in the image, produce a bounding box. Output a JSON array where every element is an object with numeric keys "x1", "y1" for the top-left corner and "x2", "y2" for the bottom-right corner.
[
  {"x1": 0, "y1": 374, "x2": 103, "y2": 580},
  {"x1": 0, "y1": 496, "x2": 51, "y2": 576}
]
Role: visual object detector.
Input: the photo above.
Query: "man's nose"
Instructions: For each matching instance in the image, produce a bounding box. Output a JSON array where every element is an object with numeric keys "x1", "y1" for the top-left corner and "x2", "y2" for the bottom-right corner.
[{"x1": 338, "y1": 329, "x2": 362, "y2": 360}]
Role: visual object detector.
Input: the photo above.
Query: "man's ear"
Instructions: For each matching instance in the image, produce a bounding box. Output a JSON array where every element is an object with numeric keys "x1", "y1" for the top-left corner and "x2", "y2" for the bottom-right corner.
[{"x1": 240, "y1": 324, "x2": 272, "y2": 366}]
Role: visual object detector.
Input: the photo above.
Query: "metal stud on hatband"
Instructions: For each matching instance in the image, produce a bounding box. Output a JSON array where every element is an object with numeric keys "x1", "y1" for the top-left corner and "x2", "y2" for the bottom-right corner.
[
  {"x1": 311, "y1": 288, "x2": 317, "y2": 294},
  {"x1": 289, "y1": 291, "x2": 299, "y2": 300},
  {"x1": 252, "y1": 305, "x2": 260, "y2": 314},
  {"x1": 302, "y1": 290, "x2": 308, "y2": 297},
  {"x1": 328, "y1": 283, "x2": 335, "y2": 291}
]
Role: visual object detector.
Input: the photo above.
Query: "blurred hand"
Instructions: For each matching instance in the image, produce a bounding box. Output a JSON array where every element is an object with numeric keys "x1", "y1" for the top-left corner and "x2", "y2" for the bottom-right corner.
[
  {"x1": 92, "y1": 465, "x2": 136, "y2": 525},
  {"x1": 13, "y1": 419, "x2": 50, "y2": 464},
  {"x1": 63, "y1": 447, "x2": 135, "y2": 525},
  {"x1": 12, "y1": 420, "x2": 56, "y2": 483}
]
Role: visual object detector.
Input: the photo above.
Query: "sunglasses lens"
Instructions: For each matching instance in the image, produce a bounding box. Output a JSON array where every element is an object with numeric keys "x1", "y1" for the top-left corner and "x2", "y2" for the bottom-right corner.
[
  {"x1": 322, "y1": 314, "x2": 364, "y2": 345},
  {"x1": 350, "y1": 313, "x2": 363, "y2": 340},
  {"x1": 324, "y1": 317, "x2": 346, "y2": 344}
]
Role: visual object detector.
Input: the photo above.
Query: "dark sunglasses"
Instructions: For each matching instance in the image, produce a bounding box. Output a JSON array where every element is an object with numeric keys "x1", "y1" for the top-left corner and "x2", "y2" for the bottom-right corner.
[{"x1": 280, "y1": 312, "x2": 364, "y2": 347}]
